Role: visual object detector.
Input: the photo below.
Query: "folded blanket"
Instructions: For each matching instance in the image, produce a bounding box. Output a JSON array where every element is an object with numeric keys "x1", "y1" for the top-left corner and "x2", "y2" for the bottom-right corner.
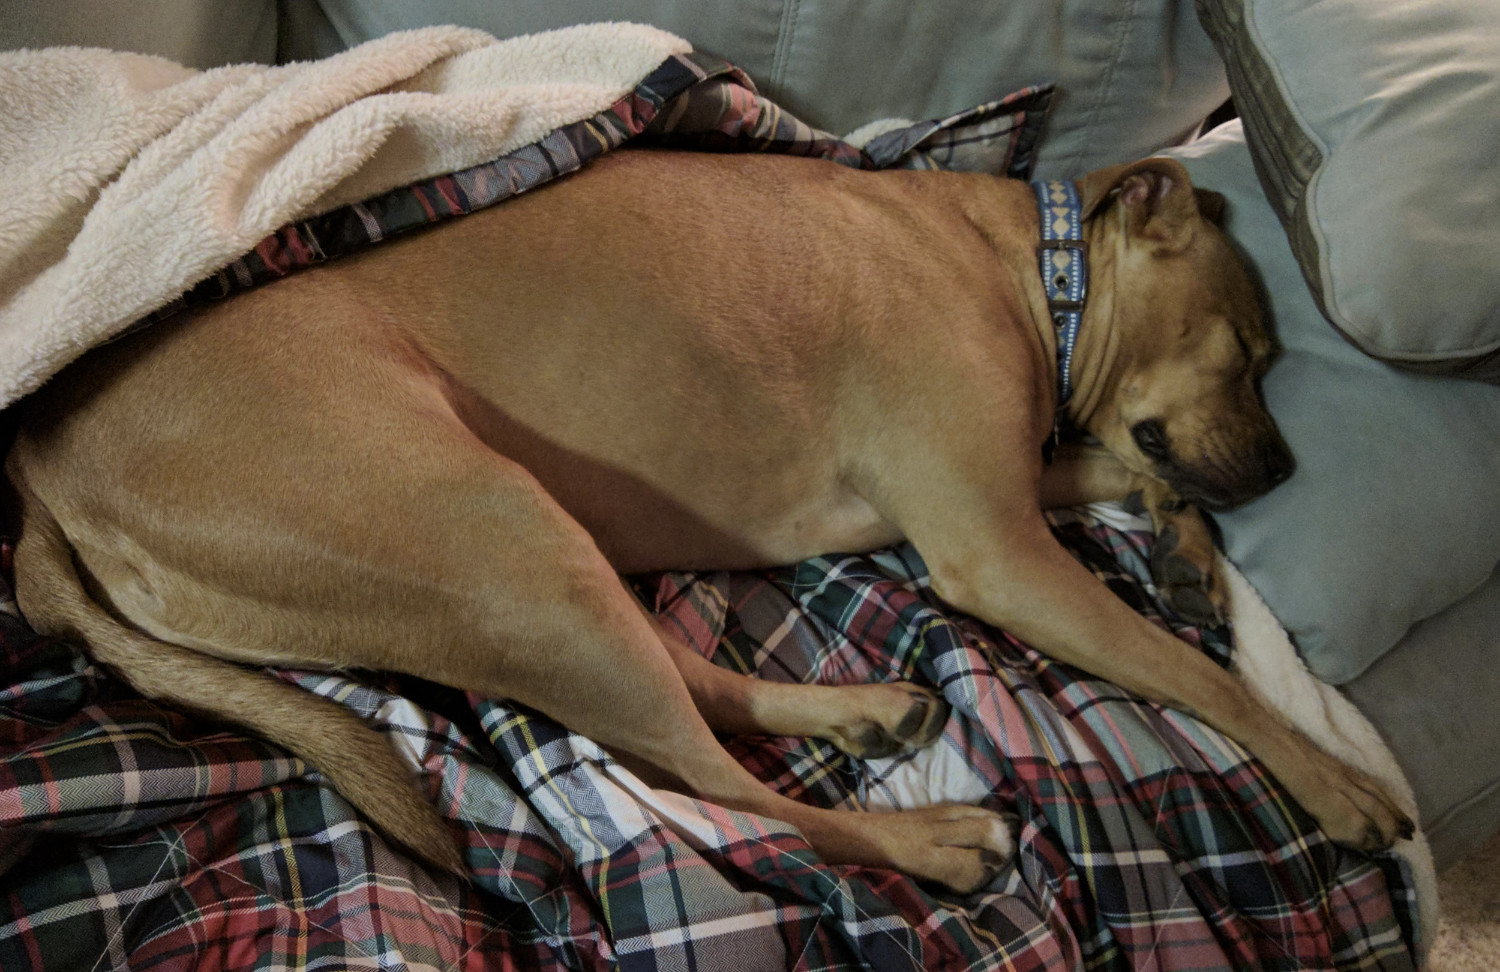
[
  {"x1": 0, "y1": 23, "x2": 690, "y2": 409},
  {"x1": 0, "y1": 23, "x2": 1436, "y2": 969}
]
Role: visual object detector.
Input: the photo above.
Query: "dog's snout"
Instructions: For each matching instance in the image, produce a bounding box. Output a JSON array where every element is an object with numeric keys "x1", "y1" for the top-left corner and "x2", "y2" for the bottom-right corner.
[
  {"x1": 1131, "y1": 420, "x2": 1171, "y2": 462},
  {"x1": 1263, "y1": 441, "x2": 1295, "y2": 487}
]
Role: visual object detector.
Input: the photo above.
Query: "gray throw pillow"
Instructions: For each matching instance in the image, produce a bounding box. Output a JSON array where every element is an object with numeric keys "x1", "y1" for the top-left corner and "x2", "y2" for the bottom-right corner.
[
  {"x1": 1195, "y1": 0, "x2": 1500, "y2": 378},
  {"x1": 0, "y1": 0, "x2": 277, "y2": 69}
]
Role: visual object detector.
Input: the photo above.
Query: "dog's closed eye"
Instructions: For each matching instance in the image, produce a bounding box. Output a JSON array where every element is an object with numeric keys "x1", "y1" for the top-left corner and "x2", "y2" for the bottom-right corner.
[{"x1": 1131, "y1": 419, "x2": 1171, "y2": 461}]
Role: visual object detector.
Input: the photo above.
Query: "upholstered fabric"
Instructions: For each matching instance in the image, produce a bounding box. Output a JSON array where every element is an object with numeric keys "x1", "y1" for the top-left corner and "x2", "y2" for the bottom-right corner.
[
  {"x1": 284, "y1": 0, "x2": 1229, "y2": 179},
  {"x1": 0, "y1": 0, "x2": 277, "y2": 68},
  {"x1": 1345, "y1": 565, "x2": 1500, "y2": 871}
]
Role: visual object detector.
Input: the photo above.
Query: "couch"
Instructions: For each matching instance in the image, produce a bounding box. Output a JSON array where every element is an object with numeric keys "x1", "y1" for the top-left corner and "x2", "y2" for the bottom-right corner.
[{"x1": 2, "y1": 1, "x2": 1496, "y2": 968}]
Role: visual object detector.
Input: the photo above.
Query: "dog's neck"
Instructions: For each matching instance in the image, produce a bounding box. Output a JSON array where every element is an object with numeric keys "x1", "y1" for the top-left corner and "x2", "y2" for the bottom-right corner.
[
  {"x1": 959, "y1": 174, "x2": 1121, "y2": 442},
  {"x1": 1063, "y1": 212, "x2": 1122, "y2": 435}
]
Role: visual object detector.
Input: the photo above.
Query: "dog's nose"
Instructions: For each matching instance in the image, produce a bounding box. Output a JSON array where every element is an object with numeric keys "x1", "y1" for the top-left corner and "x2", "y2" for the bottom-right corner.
[
  {"x1": 1263, "y1": 442, "x2": 1295, "y2": 486},
  {"x1": 1131, "y1": 420, "x2": 1171, "y2": 462}
]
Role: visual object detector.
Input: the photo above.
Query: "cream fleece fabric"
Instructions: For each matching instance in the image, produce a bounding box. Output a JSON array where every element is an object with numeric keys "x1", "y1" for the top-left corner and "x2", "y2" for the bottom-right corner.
[
  {"x1": 0, "y1": 23, "x2": 690, "y2": 409},
  {"x1": 1220, "y1": 551, "x2": 1437, "y2": 955}
]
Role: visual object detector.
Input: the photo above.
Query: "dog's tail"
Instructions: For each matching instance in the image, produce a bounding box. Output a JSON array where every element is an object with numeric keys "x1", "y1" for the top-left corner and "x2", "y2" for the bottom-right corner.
[{"x1": 8, "y1": 483, "x2": 467, "y2": 877}]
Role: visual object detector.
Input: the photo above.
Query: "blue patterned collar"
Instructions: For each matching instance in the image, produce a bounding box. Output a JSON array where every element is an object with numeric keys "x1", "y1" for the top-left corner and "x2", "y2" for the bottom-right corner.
[{"x1": 1032, "y1": 180, "x2": 1089, "y2": 419}]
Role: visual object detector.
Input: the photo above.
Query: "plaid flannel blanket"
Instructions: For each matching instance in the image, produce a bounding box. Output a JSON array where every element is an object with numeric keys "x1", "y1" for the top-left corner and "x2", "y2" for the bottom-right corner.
[{"x1": 0, "y1": 52, "x2": 1420, "y2": 971}]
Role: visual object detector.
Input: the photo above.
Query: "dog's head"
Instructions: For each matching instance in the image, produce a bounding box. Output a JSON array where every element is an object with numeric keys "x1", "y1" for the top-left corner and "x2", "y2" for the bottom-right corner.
[{"x1": 1071, "y1": 158, "x2": 1293, "y2": 512}]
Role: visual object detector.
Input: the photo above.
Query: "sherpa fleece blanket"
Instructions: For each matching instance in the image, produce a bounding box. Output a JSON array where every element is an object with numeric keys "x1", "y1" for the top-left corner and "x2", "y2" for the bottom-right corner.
[
  {"x1": 0, "y1": 24, "x2": 1434, "y2": 970},
  {"x1": 0, "y1": 23, "x2": 692, "y2": 409}
]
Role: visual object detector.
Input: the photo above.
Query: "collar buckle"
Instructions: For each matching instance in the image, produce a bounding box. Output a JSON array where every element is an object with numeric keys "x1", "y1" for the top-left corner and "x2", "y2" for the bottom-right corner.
[{"x1": 1037, "y1": 238, "x2": 1089, "y2": 254}]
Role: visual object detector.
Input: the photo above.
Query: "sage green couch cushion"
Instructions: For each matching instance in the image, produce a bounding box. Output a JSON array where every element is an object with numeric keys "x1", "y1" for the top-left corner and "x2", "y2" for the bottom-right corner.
[
  {"x1": 1345, "y1": 566, "x2": 1500, "y2": 870},
  {"x1": 1165, "y1": 122, "x2": 1500, "y2": 684},
  {"x1": 282, "y1": 0, "x2": 1229, "y2": 179}
]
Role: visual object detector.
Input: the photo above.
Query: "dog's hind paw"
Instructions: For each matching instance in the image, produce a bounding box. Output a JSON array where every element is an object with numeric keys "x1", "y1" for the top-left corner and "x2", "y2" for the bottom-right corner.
[
  {"x1": 824, "y1": 683, "x2": 950, "y2": 760},
  {"x1": 895, "y1": 805, "x2": 1018, "y2": 894}
]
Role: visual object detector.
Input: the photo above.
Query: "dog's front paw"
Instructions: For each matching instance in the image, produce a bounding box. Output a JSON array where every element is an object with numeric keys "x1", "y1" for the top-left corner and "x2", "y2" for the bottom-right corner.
[
  {"x1": 1140, "y1": 498, "x2": 1225, "y2": 628},
  {"x1": 1149, "y1": 521, "x2": 1224, "y2": 627},
  {"x1": 1293, "y1": 751, "x2": 1416, "y2": 852}
]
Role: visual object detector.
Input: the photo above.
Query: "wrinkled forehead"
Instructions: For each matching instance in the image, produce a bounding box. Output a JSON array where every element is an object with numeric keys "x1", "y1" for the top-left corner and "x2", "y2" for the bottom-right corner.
[{"x1": 1192, "y1": 224, "x2": 1275, "y2": 357}]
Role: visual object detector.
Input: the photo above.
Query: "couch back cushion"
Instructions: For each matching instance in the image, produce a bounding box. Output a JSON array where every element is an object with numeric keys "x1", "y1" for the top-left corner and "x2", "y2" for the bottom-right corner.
[
  {"x1": 1196, "y1": 0, "x2": 1500, "y2": 378},
  {"x1": 0, "y1": 0, "x2": 277, "y2": 68},
  {"x1": 282, "y1": 0, "x2": 1228, "y2": 178}
]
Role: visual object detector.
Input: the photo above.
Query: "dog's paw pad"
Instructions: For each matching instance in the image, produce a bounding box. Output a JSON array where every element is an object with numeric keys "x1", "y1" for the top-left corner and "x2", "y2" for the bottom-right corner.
[
  {"x1": 1156, "y1": 570, "x2": 1225, "y2": 627},
  {"x1": 845, "y1": 723, "x2": 904, "y2": 760},
  {"x1": 1150, "y1": 528, "x2": 1225, "y2": 627},
  {"x1": 1159, "y1": 552, "x2": 1204, "y2": 587},
  {"x1": 1164, "y1": 584, "x2": 1220, "y2": 627}
]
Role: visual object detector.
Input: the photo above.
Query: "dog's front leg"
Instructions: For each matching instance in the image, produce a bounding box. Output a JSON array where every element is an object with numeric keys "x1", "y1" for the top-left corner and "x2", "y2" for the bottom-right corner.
[
  {"x1": 1040, "y1": 444, "x2": 1226, "y2": 627},
  {"x1": 871, "y1": 443, "x2": 1412, "y2": 853},
  {"x1": 1037, "y1": 441, "x2": 1137, "y2": 509}
]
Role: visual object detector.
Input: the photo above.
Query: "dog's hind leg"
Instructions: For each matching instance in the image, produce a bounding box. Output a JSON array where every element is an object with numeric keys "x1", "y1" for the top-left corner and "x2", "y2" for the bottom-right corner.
[
  {"x1": 342, "y1": 455, "x2": 1015, "y2": 893},
  {"x1": 9, "y1": 340, "x2": 1012, "y2": 891},
  {"x1": 640, "y1": 606, "x2": 950, "y2": 760},
  {"x1": 6, "y1": 473, "x2": 468, "y2": 875},
  {"x1": 265, "y1": 451, "x2": 1015, "y2": 893}
]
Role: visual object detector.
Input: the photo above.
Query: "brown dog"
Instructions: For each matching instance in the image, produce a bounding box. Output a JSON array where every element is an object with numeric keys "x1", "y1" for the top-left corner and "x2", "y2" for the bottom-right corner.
[{"x1": 5, "y1": 150, "x2": 1412, "y2": 893}]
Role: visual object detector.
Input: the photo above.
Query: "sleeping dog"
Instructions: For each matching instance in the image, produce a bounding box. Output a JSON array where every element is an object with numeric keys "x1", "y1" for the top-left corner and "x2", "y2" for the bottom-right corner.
[{"x1": 5, "y1": 150, "x2": 1412, "y2": 892}]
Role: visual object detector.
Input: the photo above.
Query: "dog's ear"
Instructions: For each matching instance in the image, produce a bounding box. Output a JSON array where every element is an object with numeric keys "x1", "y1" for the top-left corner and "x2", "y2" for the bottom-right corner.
[{"x1": 1079, "y1": 157, "x2": 1203, "y2": 251}]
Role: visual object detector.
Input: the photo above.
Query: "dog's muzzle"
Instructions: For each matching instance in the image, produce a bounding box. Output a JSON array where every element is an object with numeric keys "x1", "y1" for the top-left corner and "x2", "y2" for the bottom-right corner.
[{"x1": 1134, "y1": 419, "x2": 1295, "y2": 511}]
